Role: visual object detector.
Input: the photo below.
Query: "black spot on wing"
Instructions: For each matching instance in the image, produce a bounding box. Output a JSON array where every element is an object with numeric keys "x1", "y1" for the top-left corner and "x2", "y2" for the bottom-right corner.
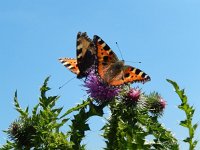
[
  {"x1": 135, "y1": 69, "x2": 141, "y2": 75},
  {"x1": 98, "y1": 39, "x2": 104, "y2": 45},
  {"x1": 141, "y1": 72, "x2": 146, "y2": 78},
  {"x1": 104, "y1": 44, "x2": 110, "y2": 51},
  {"x1": 109, "y1": 51, "x2": 114, "y2": 55},
  {"x1": 130, "y1": 67, "x2": 134, "y2": 71},
  {"x1": 125, "y1": 73, "x2": 130, "y2": 78},
  {"x1": 103, "y1": 56, "x2": 109, "y2": 62},
  {"x1": 77, "y1": 57, "x2": 82, "y2": 61},
  {"x1": 64, "y1": 63, "x2": 71, "y2": 67},
  {"x1": 77, "y1": 48, "x2": 82, "y2": 54},
  {"x1": 147, "y1": 76, "x2": 151, "y2": 80}
]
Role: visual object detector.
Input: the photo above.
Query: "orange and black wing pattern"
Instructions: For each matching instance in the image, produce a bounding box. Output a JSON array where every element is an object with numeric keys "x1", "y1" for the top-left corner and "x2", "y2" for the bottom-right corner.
[
  {"x1": 59, "y1": 58, "x2": 80, "y2": 75},
  {"x1": 93, "y1": 35, "x2": 150, "y2": 86},
  {"x1": 109, "y1": 65, "x2": 151, "y2": 86}
]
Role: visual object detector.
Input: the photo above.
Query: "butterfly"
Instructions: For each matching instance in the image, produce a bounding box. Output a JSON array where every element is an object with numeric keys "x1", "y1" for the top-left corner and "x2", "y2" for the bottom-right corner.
[
  {"x1": 59, "y1": 32, "x2": 96, "y2": 78},
  {"x1": 93, "y1": 35, "x2": 151, "y2": 86}
]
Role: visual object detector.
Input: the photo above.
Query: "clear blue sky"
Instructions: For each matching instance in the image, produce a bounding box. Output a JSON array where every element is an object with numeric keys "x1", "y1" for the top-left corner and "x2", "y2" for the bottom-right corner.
[{"x1": 1, "y1": 1, "x2": 200, "y2": 149}]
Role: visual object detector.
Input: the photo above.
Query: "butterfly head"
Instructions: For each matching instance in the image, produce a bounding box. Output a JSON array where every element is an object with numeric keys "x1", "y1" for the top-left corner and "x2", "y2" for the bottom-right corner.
[{"x1": 112, "y1": 60, "x2": 124, "y2": 70}]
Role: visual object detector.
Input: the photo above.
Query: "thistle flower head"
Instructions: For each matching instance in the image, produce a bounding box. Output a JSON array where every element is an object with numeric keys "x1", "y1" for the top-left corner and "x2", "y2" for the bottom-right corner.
[
  {"x1": 7, "y1": 119, "x2": 36, "y2": 148},
  {"x1": 147, "y1": 92, "x2": 167, "y2": 116},
  {"x1": 127, "y1": 88, "x2": 141, "y2": 102},
  {"x1": 122, "y1": 87, "x2": 147, "y2": 109},
  {"x1": 8, "y1": 122, "x2": 21, "y2": 139},
  {"x1": 84, "y1": 72, "x2": 120, "y2": 103},
  {"x1": 159, "y1": 97, "x2": 167, "y2": 109}
]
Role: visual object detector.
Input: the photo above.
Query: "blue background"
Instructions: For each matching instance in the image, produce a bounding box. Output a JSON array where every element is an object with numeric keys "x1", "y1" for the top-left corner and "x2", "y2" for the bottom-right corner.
[{"x1": 1, "y1": 1, "x2": 200, "y2": 149}]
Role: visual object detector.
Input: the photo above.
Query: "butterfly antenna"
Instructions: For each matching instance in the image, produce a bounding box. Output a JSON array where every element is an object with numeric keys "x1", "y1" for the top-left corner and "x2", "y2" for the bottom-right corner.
[
  {"x1": 116, "y1": 42, "x2": 142, "y2": 64},
  {"x1": 116, "y1": 42, "x2": 124, "y2": 60},
  {"x1": 59, "y1": 77, "x2": 76, "y2": 89},
  {"x1": 126, "y1": 61, "x2": 142, "y2": 64}
]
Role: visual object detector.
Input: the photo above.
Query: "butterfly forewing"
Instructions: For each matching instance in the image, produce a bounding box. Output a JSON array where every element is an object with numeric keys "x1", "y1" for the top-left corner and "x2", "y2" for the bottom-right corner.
[
  {"x1": 76, "y1": 32, "x2": 96, "y2": 78},
  {"x1": 94, "y1": 35, "x2": 118, "y2": 62},
  {"x1": 93, "y1": 35, "x2": 119, "y2": 82}
]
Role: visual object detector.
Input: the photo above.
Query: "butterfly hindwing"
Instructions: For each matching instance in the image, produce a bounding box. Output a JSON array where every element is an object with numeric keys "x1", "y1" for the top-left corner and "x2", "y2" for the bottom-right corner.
[
  {"x1": 76, "y1": 32, "x2": 96, "y2": 78},
  {"x1": 59, "y1": 58, "x2": 80, "y2": 75},
  {"x1": 109, "y1": 65, "x2": 150, "y2": 86},
  {"x1": 94, "y1": 35, "x2": 151, "y2": 86}
]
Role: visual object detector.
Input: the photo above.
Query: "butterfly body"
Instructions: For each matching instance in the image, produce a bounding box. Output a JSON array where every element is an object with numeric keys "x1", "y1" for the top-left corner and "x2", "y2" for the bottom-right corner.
[
  {"x1": 102, "y1": 60, "x2": 124, "y2": 82},
  {"x1": 94, "y1": 35, "x2": 151, "y2": 86}
]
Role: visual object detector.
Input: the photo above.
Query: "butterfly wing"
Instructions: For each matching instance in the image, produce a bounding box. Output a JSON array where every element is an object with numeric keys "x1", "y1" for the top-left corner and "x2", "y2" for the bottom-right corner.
[
  {"x1": 94, "y1": 35, "x2": 150, "y2": 86},
  {"x1": 109, "y1": 65, "x2": 151, "y2": 86},
  {"x1": 76, "y1": 32, "x2": 96, "y2": 78},
  {"x1": 93, "y1": 35, "x2": 120, "y2": 82},
  {"x1": 59, "y1": 58, "x2": 80, "y2": 75}
]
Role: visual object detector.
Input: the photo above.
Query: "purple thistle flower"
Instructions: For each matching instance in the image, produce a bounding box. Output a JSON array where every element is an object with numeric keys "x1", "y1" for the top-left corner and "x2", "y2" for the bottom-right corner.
[
  {"x1": 159, "y1": 97, "x2": 167, "y2": 109},
  {"x1": 83, "y1": 72, "x2": 120, "y2": 103},
  {"x1": 127, "y1": 88, "x2": 141, "y2": 102},
  {"x1": 122, "y1": 87, "x2": 143, "y2": 107}
]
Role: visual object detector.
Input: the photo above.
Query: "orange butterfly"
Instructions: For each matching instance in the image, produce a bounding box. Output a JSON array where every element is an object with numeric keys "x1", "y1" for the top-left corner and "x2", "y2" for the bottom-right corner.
[
  {"x1": 93, "y1": 35, "x2": 151, "y2": 86},
  {"x1": 59, "y1": 32, "x2": 96, "y2": 78}
]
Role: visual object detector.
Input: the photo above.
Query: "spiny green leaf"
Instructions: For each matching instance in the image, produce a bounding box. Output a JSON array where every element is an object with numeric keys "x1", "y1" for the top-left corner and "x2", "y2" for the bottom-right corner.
[
  {"x1": 52, "y1": 107, "x2": 63, "y2": 114},
  {"x1": 25, "y1": 107, "x2": 29, "y2": 114},
  {"x1": 180, "y1": 120, "x2": 188, "y2": 128},
  {"x1": 14, "y1": 91, "x2": 28, "y2": 117},
  {"x1": 32, "y1": 104, "x2": 39, "y2": 115},
  {"x1": 0, "y1": 141, "x2": 14, "y2": 150},
  {"x1": 59, "y1": 99, "x2": 91, "y2": 119},
  {"x1": 193, "y1": 123, "x2": 198, "y2": 131},
  {"x1": 61, "y1": 118, "x2": 69, "y2": 124},
  {"x1": 88, "y1": 102, "x2": 104, "y2": 117},
  {"x1": 166, "y1": 79, "x2": 179, "y2": 90},
  {"x1": 193, "y1": 140, "x2": 198, "y2": 148},
  {"x1": 40, "y1": 76, "x2": 51, "y2": 100},
  {"x1": 183, "y1": 137, "x2": 191, "y2": 143}
]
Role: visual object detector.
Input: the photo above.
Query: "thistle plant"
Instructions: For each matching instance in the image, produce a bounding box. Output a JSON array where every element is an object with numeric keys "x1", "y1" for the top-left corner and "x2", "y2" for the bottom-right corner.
[
  {"x1": 167, "y1": 79, "x2": 198, "y2": 150},
  {"x1": 2, "y1": 77, "x2": 73, "y2": 150},
  {"x1": 0, "y1": 77, "x2": 198, "y2": 150}
]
